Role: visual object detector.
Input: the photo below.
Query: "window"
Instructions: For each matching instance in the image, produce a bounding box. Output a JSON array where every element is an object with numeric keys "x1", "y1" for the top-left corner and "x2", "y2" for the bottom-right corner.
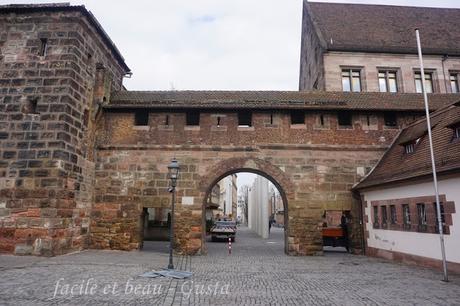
[
  {"x1": 373, "y1": 206, "x2": 379, "y2": 226},
  {"x1": 165, "y1": 115, "x2": 170, "y2": 126},
  {"x1": 390, "y1": 205, "x2": 397, "y2": 224},
  {"x1": 433, "y1": 203, "x2": 445, "y2": 224},
  {"x1": 186, "y1": 111, "x2": 200, "y2": 126},
  {"x1": 415, "y1": 71, "x2": 433, "y2": 93},
  {"x1": 290, "y1": 111, "x2": 305, "y2": 124},
  {"x1": 39, "y1": 38, "x2": 48, "y2": 56},
  {"x1": 405, "y1": 143, "x2": 415, "y2": 154},
  {"x1": 381, "y1": 206, "x2": 388, "y2": 226},
  {"x1": 134, "y1": 110, "x2": 149, "y2": 126},
  {"x1": 417, "y1": 204, "x2": 427, "y2": 226},
  {"x1": 320, "y1": 114, "x2": 325, "y2": 126},
  {"x1": 402, "y1": 204, "x2": 411, "y2": 226},
  {"x1": 269, "y1": 113, "x2": 274, "y2": 125},
  {"x1": 216, "y1": 116, "x2": 221, "y2": 127},
  {"x1": 379, "y1": 71, "x2": 398, "y2": 92},
  {"x1": 342, "y1": 69, "x2": 361, "y2": 92},
  {"x1": 384, "y1": 112, "x2": 397, "y2": 127},
  {"x1": 337, "y1": 111, "x2": 352, "y2": 127},
  {"x1": 238, "y1": 112, "x2": 252, "y2": 127},
  {"x1": 450, "y1": 74, "x2": 459, "y2": 93},
  {"x1": 454, "y1": 126, "x2": 460, "y2": 140}
]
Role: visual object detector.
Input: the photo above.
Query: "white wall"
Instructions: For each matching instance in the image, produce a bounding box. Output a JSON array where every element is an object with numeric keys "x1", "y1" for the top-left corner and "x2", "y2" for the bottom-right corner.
[
  {"x1": 362, "y1": 177, "x2": 460, "y2": 264},
  {"x1": 248, "y1": 176, "x2": 269, "y2": 239}
]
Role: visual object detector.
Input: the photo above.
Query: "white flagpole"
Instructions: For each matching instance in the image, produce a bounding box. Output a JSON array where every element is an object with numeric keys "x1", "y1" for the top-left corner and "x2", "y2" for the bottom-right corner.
[{"x1": 415, "y1": 29, "x2": 448, "y2": 282}]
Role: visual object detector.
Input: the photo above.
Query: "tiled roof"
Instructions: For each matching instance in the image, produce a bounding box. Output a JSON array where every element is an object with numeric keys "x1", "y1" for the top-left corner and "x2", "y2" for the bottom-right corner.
[
  {"x1": 307, "y1": 2, "x2": 460, "y2": 55},
  {"x1": 0, "y1": 3, "x2": 130, "y2": 73},
  {"x1": 354, "y1": 100, "x2": 460, "y2": 190},
  {"x1": 106, "y1": 90, "x2": 460, "y2": 111}
]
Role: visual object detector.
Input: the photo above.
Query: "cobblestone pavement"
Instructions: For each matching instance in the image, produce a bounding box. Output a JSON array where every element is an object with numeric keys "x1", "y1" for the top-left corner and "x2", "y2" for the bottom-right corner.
[{"x1": 1, "y1": 226, "x2": 459, "y2": 305}]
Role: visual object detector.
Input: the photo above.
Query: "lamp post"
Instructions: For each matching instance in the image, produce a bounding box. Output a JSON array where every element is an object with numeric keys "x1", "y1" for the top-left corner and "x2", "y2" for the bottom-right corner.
[{"x1": 167, "y1": 157, "x2": 180, "y2": 270}]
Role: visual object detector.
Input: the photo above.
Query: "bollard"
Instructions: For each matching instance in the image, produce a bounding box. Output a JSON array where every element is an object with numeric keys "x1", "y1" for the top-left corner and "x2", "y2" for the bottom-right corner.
[{"x1": 228, "y1": 237, "x2": 232, "y2": 255}]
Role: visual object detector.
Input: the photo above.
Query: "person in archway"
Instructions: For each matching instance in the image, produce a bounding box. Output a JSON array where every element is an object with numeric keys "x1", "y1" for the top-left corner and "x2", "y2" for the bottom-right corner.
[
  {"x1": 269, "y1": 214, "x2": 275, "y2": 234},
  {"x1": 340, "y1": 212, "x2": 349, "y2": 252}
]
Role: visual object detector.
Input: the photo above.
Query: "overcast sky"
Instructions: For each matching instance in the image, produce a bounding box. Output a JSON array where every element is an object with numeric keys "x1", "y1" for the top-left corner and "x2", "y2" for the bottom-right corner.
[{"x1": 4, "y1": 0, "x2": 460, "y2": 90}]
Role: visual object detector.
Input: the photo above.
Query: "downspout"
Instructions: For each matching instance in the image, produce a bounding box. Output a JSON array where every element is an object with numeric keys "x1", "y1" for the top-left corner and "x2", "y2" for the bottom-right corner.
[{"x1": 441, "y1": 54, "x2": 449, "y2": 93}]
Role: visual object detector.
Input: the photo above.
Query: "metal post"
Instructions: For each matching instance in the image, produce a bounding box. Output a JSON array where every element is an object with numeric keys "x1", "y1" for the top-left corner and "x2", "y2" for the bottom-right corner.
[
  {"x1": 415, "y1": 29, "x2": 448, "y2": 282},
  {"x1": 168, "y1": 187, "x2": 175, "y2": 270}
]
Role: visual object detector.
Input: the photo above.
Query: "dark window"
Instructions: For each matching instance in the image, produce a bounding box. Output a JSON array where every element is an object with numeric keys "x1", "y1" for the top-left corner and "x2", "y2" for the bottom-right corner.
[
  {"x1": 217, "y1": 116, "x2": 221, "y2": 127},
  {"x1": 238, "y1": 112, "x2": 252, "y2": 127},
  {"x1": 384, "y1": 112, "x2": 397, "y2": 127},
  {"x1": 134, "y1": 110, "x2": 149, "y2": 126},
  {"x1": 186, "y1": 111, "x2": 200, "y2": 126},
  {"x1": 320, "y1": 114, "x2": 325, "y2": 126},
  {"x1": 450, "y1": 73, "x2": 459, "y2": 93},
  {"x1": 39, "y1": 38, "x2": 48, "y2": 56},
  {"x1": 270, "y1": 113, "x2": 274, "y2": 125},
  {"x1": 165, "y1": 115, "x2": 170, "y2": 126},
  {"x1": 390, "y1": 205, "x2": 397, "y2": 224},
  {"x1": 291, "y1": 111, "x2": 305, "y2": 124},
  {"x1": 403, "y1": 204, "x2": 411, "y2": 226},
  {"x1": 379, "y1": 71, "x2": 398, "y2": 93},
  {"x1": 415, "y1": 71, "x2": 433, "y2": 93},
  {"x1": 342, "y1": 69, "x2": 361, "y2": 92},
  {"x1": 337, "y1": 111, "x2": 352, "y2": 127},
  {"x1": 373, "y1": 206, "x2": 379, "y2": 226},
  {"x1": 417, "y1": 203, "x2": 427, "y2": 226},
  {"x1": 381, "y1": 206, "x2": 388, "y2": 226}
]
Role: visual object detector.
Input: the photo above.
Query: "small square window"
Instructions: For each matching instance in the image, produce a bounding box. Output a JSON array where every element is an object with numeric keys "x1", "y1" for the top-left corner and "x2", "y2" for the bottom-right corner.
[
  {"x1": 417, "y1": 203, "x2": 427, "y2": 226},
  {"x1": 337, "y1": 111, "x2": 352, "y2": 127},
  {"x1": 290, "y1": 111, "x2": 305, "y2": 124},
  {"x1": 453, "y1": 126, "x2": 460, "y2": 140},
  {"x1": 238, "y1": 112, "x2": 252, "y2": 127},
  {"x1": 373, "y1": 206, "x2": 379, "y2": 226},
  {"x1": 186, "y1": 111, "x2": 200, "y2": 126},
  {"x1": 381, "y1": 206, "x2": 388, "y2": 226},
  {"x1": 342, "y1": 69, "x2": 362, "y2": 92},
  {"x1": 134, "y1": 110, "x2": 149, "y2": 126},
  {"x1": 379, "y1": 70, "x2": 398, "y2": 93}
]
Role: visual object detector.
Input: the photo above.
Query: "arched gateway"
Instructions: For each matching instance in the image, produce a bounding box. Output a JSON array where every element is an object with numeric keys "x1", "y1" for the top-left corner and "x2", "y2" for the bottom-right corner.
[
  {"x1": 88, "y1": 91, "x2": 439, "y2": 256},
  {"x1": 199, "y1": 157, "x2": 293, "y2": 254}
]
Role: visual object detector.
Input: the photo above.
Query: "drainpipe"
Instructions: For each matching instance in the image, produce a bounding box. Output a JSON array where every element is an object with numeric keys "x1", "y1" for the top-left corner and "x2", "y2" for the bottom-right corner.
[{"x1": 441, "y1": 54, "x2": 449, "y2": 93}]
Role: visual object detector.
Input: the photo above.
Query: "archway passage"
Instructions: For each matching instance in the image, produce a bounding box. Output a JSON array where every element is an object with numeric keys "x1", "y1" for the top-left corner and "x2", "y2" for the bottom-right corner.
[{"x1": 202, "y1": 169, "x2": 289, "y2": 255}]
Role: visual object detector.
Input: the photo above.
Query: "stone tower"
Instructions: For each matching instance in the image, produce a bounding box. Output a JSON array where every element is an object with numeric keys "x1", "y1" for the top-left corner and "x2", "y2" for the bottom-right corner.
[{"x1": 0, "y1": 4, "x2": 130, "y2": 255}]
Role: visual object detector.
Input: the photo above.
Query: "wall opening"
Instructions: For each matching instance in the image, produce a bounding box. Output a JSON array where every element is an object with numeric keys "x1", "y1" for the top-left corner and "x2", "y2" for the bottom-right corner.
[{"x1": 203, "y1": 169, "x2": 288, "y2": 255}]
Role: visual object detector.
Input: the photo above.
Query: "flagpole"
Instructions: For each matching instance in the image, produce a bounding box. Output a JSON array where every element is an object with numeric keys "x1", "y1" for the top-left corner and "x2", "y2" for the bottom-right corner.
[{"x1": 415, "y1": 29, "x2": 448, "y2": 282}]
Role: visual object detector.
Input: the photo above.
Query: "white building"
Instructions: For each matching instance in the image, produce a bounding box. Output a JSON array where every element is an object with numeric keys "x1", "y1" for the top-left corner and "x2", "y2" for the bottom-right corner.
[
  {"x1": 354, "y1": 100, "x2": 460, "y2": 274},
  {"x1": 248, "y1": 176, "x2": 270, "y2": 239}
]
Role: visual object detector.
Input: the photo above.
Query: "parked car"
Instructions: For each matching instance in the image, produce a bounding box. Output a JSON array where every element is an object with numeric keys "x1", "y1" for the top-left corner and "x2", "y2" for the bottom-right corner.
[{"x1": 211, "y1": 220, "x2": 237, "y2": 242}]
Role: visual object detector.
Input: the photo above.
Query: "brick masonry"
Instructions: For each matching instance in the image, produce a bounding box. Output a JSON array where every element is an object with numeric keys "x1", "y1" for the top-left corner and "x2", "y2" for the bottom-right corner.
[
  {"x1": 91, "y1": 110, "x2": 412, "y2": 255},
  {"x1": 0, "y1": 8, "x2": 128, "y2": 255}
]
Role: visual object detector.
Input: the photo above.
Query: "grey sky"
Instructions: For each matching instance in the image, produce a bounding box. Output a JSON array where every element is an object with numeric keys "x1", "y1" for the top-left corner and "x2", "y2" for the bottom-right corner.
[{"x1": 4, "y1": 0, "x2": 460, "y2": 90}]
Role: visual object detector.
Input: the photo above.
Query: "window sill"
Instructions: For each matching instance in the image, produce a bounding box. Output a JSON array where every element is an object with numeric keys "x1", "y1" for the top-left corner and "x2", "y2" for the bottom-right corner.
[
  {"x1": 338, "y1": 125, "x2": 353, "y2": 130},
  {"x1": 133, "y1": 125, "x2": 150, "y2": 131},
  {"x1": 384, "y1": 125, "x2": 398, "y2": 129},
  {"x1": 290, "y1": 124, "x2": 306, "y2": 129},
  {"x1": 184, "y1": 126, "x2": 200, "y2": 131},
  {"x1": 158, "y1": 125, "x2": 173, "y2": 131},
  {"x1": 237, "y1": 126, "x2": 254, "y2": 131}
]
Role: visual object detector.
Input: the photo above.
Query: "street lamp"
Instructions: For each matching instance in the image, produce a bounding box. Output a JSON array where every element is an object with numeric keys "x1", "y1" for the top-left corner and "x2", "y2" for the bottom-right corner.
[{"x1": 167, "y1": 157, "x2": 180, "y2": 270}]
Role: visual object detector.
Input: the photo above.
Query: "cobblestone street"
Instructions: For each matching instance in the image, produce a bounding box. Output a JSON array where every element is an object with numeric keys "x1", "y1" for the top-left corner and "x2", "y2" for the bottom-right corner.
[{"x1": 1, "y1": 227, "x2": 459, "y2": 305}]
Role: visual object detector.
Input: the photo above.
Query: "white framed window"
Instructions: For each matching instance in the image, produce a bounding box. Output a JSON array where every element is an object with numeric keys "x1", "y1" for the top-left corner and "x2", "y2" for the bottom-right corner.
[
  {"x1": 342, "y1": 69, "x2": 362, "y2": 92},
  {"x1": 415, "y1": 71, "x2": 434, "y2": 93},
  {"x1": 453, "y1": 126, "x2": 460, "y2": 140},
  {"x1": 379, "y1": 71, "x2": 398, "y2": 92}
]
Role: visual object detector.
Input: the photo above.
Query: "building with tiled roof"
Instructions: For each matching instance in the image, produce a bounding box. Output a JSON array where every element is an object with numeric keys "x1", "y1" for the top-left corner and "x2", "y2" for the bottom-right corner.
[
  {"x1": 300, "y1": 1, "x2": 460, "y2": 94},
  {"x1": 354, "y1": 100, "x2": 460, "y2": 273}
]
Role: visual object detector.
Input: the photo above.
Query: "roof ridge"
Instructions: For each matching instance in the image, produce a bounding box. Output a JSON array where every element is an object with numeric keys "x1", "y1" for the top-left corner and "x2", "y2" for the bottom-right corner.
[{"x1": 308, "y1": 1, "x2": 460, "y2": 11}]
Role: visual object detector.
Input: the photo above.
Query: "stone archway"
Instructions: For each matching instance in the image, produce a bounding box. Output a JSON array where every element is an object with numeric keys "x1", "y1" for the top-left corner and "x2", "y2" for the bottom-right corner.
[{"x1": 198, "y1": 157, "x2": 295, "y2": 254}]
